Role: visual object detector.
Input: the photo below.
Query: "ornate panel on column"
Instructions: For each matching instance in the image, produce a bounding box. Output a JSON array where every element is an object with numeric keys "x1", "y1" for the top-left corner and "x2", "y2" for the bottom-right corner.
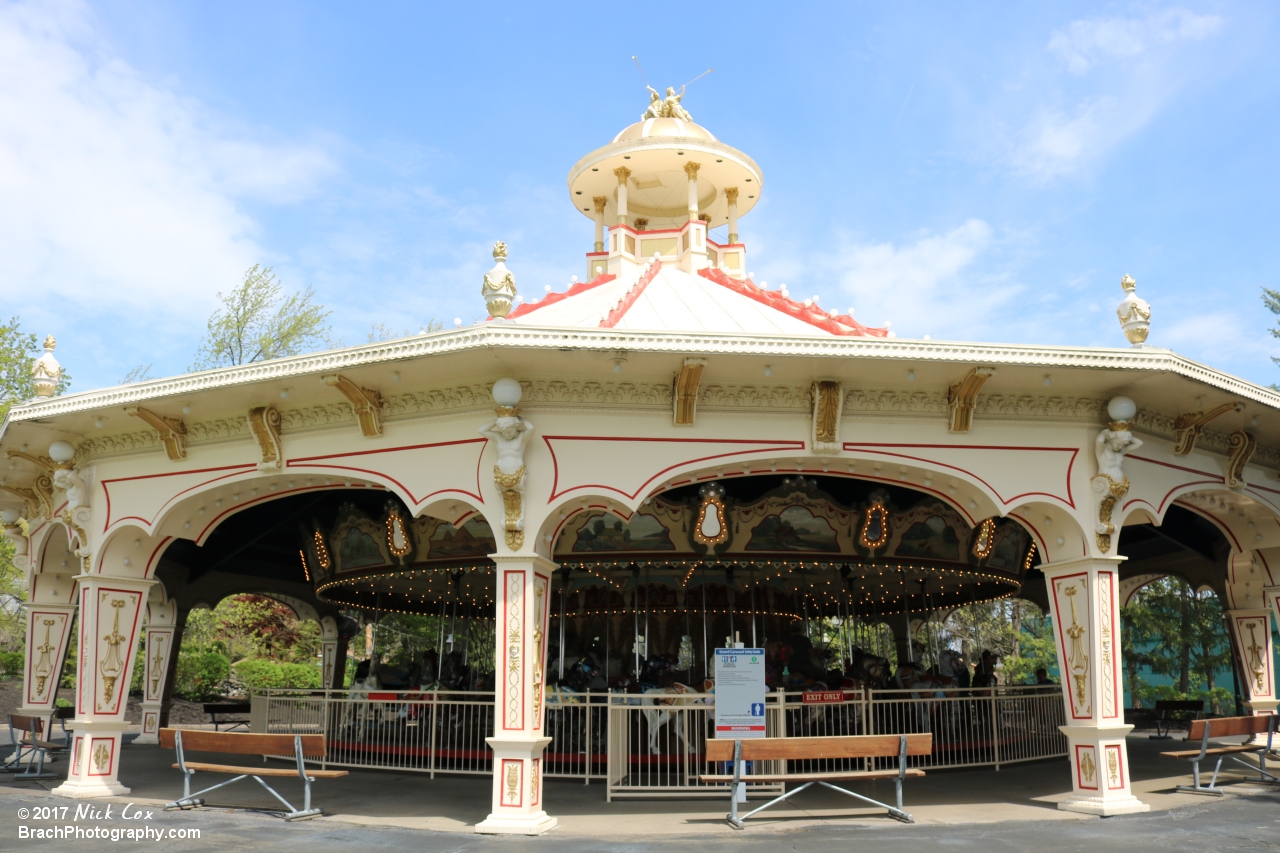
[
  {"x1": 1049, "y1": 572, "x2": 1094, "y2": 721},
  {"x1": 24, "y1": 609, "x2": 72, "y2": 708},
  {"x1": 321, "y1": 641, "x2": 338, "y2": 691},
  {"x1": 137, "y1": 626, "x2": 176, "y2": 744},
  {"x1": 1227, "y1": 609, "x2": 1277, "y2": 715}
]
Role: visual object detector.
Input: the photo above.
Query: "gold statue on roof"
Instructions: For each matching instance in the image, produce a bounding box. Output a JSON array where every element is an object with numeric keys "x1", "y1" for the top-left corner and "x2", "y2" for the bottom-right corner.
[{"x1": 642, "y1": 85, "x2": 693, "y2": 122}]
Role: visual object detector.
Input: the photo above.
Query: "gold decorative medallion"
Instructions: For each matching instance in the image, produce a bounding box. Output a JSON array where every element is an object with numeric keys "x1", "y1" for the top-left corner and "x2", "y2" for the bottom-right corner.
[
  {"x1": 98, "y1": 598, "x2": 128, "y2": 708},
  {"x1": 33, "y1": 618, "x2": 56, "y2": 698},
  {"x1": 1080, "y1": 749, "x2": 1095, "y2": 784},
  {"x1": 92, "y1": 742, "x2": 110, "y2": 773},
  {"x1": 1062, "y1": 583, "x2": 1090, "y2": 712},
  {"x1": 505, "y1": 761, "x2": 520, "y2": 804}
]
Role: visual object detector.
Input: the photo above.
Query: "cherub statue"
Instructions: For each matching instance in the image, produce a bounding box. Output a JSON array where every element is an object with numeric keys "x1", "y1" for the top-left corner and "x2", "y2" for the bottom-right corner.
[
  {"x1": 52, "y1": 466, "x2": 87, "y2": 511},
  {"x1": 1094, "y1": 426, "x2": 1142, "y2": 484},
  {"x1": 479, "y1": 410, "x2": 535, "y2": 548}
]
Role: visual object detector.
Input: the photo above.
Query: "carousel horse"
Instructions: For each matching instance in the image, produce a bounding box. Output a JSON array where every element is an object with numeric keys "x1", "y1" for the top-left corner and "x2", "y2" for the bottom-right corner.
[
  {"x1": 846, "y1": 650, "x2": 891, "y2": 689},
  {"x1": 642, "y1": 681, "x2": 712, "y2": 754}
]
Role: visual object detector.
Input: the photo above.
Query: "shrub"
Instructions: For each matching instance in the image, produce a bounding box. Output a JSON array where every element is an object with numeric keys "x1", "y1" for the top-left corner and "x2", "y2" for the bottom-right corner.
[
  {"x1": 232, "y1": 658, "x2": 321, "y2": 693},
  {"x1": 0, "y1": 650, "x2": 23, "y2": 677},
  {"x1": 173, "y1": 650, "x2": 231, "y2": 700}
]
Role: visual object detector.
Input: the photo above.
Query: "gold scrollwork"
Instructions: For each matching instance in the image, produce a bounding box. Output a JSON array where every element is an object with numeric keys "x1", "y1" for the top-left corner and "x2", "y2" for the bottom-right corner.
[
  {"x1": 33, "y1": 618, "x2": 56, "y2": 697},
  {"x1": 505, "y1": 761, "x2": 520, "y2": 804},
  {"x1": 1107, "y1": 748, "x2": 1119, "y2": 787},
  {"x1": 1245, "y1": 621, "x2": 1267, "y2": 694},
  {"x1": 1063, "y1": 583, "x2": 1090, "y2": 711},
  {"x1": 495, "y1": 465, "x2": 526, "y2": 551},
  {"x1": 98, "y1": 598, "x2": 128, "y2": 708},
  {"x1": 1080, "y1": 749, "x2": 1095, "y2": 783},
  {"x1": 1091, "y1": 474, "x2": 1130, "y2": 553},
  {"x1": 92, "y1": 742, "x2": 110, "y2": 773}
]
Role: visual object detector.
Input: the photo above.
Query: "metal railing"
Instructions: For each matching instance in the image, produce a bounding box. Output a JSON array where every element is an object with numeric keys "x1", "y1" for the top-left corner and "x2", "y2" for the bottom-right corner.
[{"x1": 250, "y1": 684, "x2": 1067, "y2": 795}]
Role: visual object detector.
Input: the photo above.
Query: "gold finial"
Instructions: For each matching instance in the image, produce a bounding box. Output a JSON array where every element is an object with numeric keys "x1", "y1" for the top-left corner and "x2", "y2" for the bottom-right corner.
[
  {"x1": 1120, "y1": 274, "x2": 1136, "y2": 292},
  {"x1": 42, "y1": 335, "x2": 56, "y2": 350},
  {"x1": 492, "y1": 241, "x2": 508, "y2": 262}
]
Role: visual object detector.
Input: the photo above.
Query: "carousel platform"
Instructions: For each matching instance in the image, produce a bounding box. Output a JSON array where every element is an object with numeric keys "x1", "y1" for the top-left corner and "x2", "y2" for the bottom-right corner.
[{"x1": 0, "y1": 731, "x2": 1270, "y2": 836}]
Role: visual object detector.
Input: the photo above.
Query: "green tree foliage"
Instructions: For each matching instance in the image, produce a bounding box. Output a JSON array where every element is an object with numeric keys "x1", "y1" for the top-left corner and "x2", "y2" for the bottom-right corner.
[
  {"x1": 0, "y1": 316, "x2": 71, "y2": 418},
  {"x1": 190, "y1": 266, "x2": 331, "y2": 370},
  {"x1": 183, "y1": 595, "x2": 321, "y2": 664},
  {"x1": 0, "y1": 535, "x2": 26, "y2": 654},
  {"x1": 1264, "y1": 287, "x2": 1280, "y2": 378},
  {"x1": 1121, "y1": 576, "x2": 1233, "y2": 712}
]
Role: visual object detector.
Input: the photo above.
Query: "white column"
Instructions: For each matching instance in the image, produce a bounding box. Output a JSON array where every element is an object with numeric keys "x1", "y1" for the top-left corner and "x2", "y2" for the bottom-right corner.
[
  {"x1": 592, "y1": 196, "x2": 607, "y2": 253},
  {"x1": 684, "y1": 161, "x2": 700, "y2": 221},
  {"x1": 476, "y1": 554, "x2": 556, "y2": 835},
  {"x1": 1226, "y1": 608, "x2": 1277, "y2": 715},
  {"x1": 613, "y1": 167, "x2": 630, "y2": 226},
  {"x1": 1042, "y1": 557, "x2": 1149, "y2": 816},
  {"x1": 53, "y1": 574, "x2": 155, "y2": 798},
  {"x1": 725, "y1": 187, "x2": 739, "y2": 244},
  {"x1": 135, "y1": 588, "x2": 178, "y2": 745}
]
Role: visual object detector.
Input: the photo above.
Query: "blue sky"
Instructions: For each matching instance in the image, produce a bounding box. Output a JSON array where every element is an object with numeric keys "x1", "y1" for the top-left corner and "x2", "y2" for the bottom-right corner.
[{"x1": 2, "y1": 1, "x2": 1278, "y2": 391}]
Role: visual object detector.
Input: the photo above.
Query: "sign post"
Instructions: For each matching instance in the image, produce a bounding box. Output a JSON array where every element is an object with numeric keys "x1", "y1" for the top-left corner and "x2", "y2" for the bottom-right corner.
[{"x1": 714, "y1": 647, "x2": 766, "y2": 803}]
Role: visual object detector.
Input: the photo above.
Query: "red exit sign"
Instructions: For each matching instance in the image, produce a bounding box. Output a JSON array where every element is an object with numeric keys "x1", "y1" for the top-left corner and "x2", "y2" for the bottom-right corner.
[{"x1": 801, "y1": 691, "x2": 847, "y2": 704}]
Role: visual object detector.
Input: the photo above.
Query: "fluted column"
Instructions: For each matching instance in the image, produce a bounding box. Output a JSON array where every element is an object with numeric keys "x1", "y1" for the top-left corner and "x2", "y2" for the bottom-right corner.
[
  {"x1": 725, "y1": 187, "x2": 740, "y2": 244},
  {"x1": 476, "y1": 554, "x2": 556, "y2": 835},
  {"x1": 684, "y1": 161, "x2": 701, "y2": 222},
  {"x1": 1042, "y1": 557, "x2": 1149, "y2": 816},
  {"x1": 613, "y1": 167, "x2": 631, "y2": 226},
  {"x1": 592, "y1": 196, "x2": 607, "y2": 252}
]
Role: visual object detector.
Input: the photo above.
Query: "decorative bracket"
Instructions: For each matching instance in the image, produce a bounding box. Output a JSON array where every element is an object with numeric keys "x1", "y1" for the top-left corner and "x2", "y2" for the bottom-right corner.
[
  {"x1": 673, "y1": 358, "x2": 707, "y2": 426},
  {"x1": 248, "y1": 405, "x2": 284, "y2": 470},
  {"x1": 125, "y1": 406, "x2": 187, "y2": 460},
  {"x1": 1173, "y1": 402, "x2": 1244, "y2": 455},
  {"x1": 2, "y1": 451, "x2": 54, "y2": 518},
  {"x1": 810, "y1": 380, "x2": 843, "y2": 453},
  {"x1": 323, "y1": 375, "x2": 383, "y2": 437},
  {"x1": 1226, "y1": 430, "x2": 1257, "y2": 490},
  {"x1": 946, "y1": 367, "x2": 996, "y2": 432}
]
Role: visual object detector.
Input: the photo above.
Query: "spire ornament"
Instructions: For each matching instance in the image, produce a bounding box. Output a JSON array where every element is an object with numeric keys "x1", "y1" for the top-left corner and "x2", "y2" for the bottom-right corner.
[
  {"x1": 1116, "y1": 275, "x2": 1151, "y2": 346},
  {"x1": 31, "y1": 335, "x2": 61, "y2": 398},
  {"x1": 482, "y1": 241, "x2": 518, "y2": 319}
]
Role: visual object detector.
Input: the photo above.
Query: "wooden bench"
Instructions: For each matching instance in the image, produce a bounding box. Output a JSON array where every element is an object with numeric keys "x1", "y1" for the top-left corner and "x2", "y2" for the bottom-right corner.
[
  {"x1": 1161, "y1": 714, "x2": 1278, "y2": 795},
  {"x1": 2, "y1": 714, "x2": 68, "y2": 780},
  {"x1": 203, "y1": 701, "x2": 252, "y2": 732},
  {"x1": 160, "y1": 728, "x2": 348, "y2": 820},
  {"x1": 1149, "y1": 699, "x2": 1204, "y2": 740},
  {"x1": 700, "y1": 734, "x2": 932, "y2": 828}
]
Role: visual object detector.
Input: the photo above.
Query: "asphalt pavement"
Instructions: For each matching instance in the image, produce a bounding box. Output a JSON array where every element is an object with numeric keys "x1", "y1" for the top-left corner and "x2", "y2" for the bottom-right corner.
[{"x1": 0, "y1": 786, "x2": 1277, "y2": 852}]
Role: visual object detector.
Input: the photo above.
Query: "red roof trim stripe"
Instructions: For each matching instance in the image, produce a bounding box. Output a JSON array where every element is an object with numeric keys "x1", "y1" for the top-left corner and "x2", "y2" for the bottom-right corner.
[
  {"x1": 503, "y1": 272, "x2": 617, "y2": 321},
  {"x1": 696, "y1": 267, "x2": 889, "y2": 337},
  {"x1": 600, "y1": 260, "x2": 662, "y2": 328}
]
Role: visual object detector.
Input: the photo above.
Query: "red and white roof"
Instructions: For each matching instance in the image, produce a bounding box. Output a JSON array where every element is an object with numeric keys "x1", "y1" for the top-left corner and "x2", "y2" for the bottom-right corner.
[{"x1": 502, "y1": 262, "x2": 888, "y2": 338}]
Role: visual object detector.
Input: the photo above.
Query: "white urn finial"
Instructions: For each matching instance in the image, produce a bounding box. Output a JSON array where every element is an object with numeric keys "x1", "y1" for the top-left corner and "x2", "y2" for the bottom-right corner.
[
  {"x1": 31, "y1": 335, "x2": 61, "y2": 398},
  {"x1": 482, "y1": 241, "x2": 518, "y2": 319},
  {"x1": 1116, "y1": 274, "x2": 1150, "y2": 347}
]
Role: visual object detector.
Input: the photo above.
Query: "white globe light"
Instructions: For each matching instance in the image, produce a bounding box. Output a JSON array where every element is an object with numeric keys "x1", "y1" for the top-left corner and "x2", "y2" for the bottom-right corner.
[
  {"x1": 1107, "y1": 396, "x2": 1137, "y2": 423},
  {"x1": 48, "y1": 440, "x2": 75, "y2": 464},
  {"x1": 492, "y1": 378, "x2": 523, "y2": 407},
  {"x1": 1, "y1": 508, "x2": 19, "y2": 523}
]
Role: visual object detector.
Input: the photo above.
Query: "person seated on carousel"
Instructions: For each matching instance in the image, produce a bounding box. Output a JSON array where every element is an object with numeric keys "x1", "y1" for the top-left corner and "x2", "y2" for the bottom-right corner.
[
  {"x1": 1033, "y1": 668, "x2": 1056, "y2": 686},
  {"x1": 779, "y1": 631, "x2": 827, "y2": 683},
  {"x1": 972, "y1": 650, "x2": 1000, "y2": 689},
  {"x1": 420, "y1": 649, "x2": 439, "y2": 687}
]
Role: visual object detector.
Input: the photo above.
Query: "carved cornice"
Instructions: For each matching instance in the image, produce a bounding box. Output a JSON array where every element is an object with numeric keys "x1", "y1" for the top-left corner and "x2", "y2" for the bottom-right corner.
[{"x1": 9, "y1": 326, "x2": 1280, "y2": 426}]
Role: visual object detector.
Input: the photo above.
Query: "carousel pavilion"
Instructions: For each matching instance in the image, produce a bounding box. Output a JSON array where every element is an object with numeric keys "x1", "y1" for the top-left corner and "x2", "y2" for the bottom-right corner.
[{"x1": 1, "y1": 88, "x2": 1278, "y2": 834}]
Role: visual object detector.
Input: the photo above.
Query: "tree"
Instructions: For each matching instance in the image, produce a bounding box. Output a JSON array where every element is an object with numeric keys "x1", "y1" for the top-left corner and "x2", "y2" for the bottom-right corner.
[
  {"x1": 0, "y1": 316, "x2": 71, "y2": 418},
  {"x1": 190, "y1": 266, "x2": 331, "y2": 370}
]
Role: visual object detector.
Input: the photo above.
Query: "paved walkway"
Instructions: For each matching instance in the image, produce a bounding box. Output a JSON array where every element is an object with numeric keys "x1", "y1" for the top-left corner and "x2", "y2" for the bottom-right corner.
[{"x1": 0, "y1": 733, "x2": 1273, "y2": 839}]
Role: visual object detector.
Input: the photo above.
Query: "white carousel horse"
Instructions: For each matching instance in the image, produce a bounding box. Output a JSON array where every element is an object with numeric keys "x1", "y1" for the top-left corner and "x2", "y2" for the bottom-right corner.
[{"x1": 642, "y1": 680, "x2": 713, "y2": 754}]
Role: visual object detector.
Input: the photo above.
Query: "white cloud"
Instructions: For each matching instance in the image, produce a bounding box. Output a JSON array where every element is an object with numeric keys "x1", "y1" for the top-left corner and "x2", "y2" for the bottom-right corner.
[
  {"x1": 0, "y1": 0, "x2": 335, "y2": 321},
  {"x1": 833, "y1": 219, "x2": 1008, "y2": 338},
  {"x1": 1009, "y1": 9, "x2": 1224, "y2": 182}
]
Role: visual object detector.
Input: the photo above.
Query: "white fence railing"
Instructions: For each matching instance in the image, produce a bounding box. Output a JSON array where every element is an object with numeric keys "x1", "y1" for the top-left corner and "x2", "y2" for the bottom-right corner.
[{"x1": 250, "y1": 685, "x2": 1066, "y2": 796}]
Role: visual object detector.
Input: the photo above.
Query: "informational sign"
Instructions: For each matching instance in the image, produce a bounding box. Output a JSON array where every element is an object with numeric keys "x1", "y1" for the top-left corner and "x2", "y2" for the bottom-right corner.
[{"x1": 714, "y1": 648, "x2": 766, "y2": 739}]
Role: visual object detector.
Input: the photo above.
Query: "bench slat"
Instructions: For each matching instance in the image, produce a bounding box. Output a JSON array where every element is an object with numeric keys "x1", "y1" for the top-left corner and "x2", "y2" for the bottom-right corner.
[
  {"x1": 705, "y1": 734, "x2": 933, "y2": 762},
  {"x1": 174, "y1": 762, "x2": 348, "y2": 779},
  {"x1": 700, "y1": 769, "x2": 926, "y2": 783},
  {"x1": 160, "y1": 728, "x2": 328, "y2": 758},
  {"x1": 1161, "y1": 745, "x2": 1261, "y2": 759},
  {"x1": 1188, "y1": 715, "x2": 1275, "y2": 740}
]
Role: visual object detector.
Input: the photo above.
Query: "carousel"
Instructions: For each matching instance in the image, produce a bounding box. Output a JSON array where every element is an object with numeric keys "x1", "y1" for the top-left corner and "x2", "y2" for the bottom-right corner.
[{"x1": 2, "y1": 84, "x2": 1279, "y2": 834}]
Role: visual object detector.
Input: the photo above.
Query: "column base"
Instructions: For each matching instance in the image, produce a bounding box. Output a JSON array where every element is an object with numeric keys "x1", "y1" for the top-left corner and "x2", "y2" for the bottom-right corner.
[
  {"x1": 1058, "y1": 794, "x2": 1150, "y2": 816},
  {"x1": 475, "y1": 812, "x2": 558, "y2": 835},
  {"x1": 52, "y1": 779, "x2": 131, "y2": 799}
]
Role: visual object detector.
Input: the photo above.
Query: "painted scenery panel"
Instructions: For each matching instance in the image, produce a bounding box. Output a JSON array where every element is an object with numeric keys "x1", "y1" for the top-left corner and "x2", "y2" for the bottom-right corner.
[
  {"x1": 986, "y1": 526, "x2": 1026, "y2": 571},
  {"x1": 744, "y1": 506, "x2": 840, "y2": 552},
  {"x1": 895, "y1": 515, "x2": 962, "y2": 561},
  {"x1": 572, "y1": 513, "x2": 675, "y2": 552},
  {"x1": 339, "y1": 527, "x2": 384, "y2": 569},
  {"x1": 430, "y1": 517, "x2": 497, "y2": 558}
]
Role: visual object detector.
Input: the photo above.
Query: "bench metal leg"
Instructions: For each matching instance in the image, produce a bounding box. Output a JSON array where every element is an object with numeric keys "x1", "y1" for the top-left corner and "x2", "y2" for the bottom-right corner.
[
  {"x1": 1226, "y1": 754, "x2": 1280, "y2": 785},
  {"x1": 728, "y1": 781, "x2": 815, "y2": 829},
  {"x1": 818, "y1": 781, "x2": 914, "y2": 823},
  {"x1": 1175, "y1": 757, "x2": 1226, "y2": 796}
]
